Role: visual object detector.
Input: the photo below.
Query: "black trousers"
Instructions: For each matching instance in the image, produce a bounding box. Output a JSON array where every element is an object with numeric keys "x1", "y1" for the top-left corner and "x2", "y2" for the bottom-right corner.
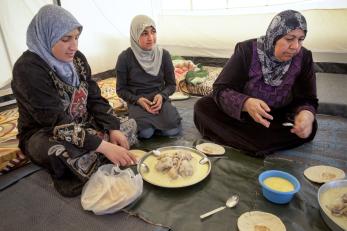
[
  {"x1": 25, "y1": 129, "x2": 103, "y2": 181},
  {"x1": 194, "y1": 96, "x2": 317, "y2": 157}
]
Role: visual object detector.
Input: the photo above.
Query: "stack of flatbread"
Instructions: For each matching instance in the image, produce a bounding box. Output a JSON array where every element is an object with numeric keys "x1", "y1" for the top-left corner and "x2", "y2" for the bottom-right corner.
[
  {"x1": 237, "y1": 211, "x2": 286, "y2": 231},
  {"x1": 304, "y1": 165, "x2": 345, "y2": 183},
  {"x1": 196, "y1": 143, "x2": 225, "y2": 155}
]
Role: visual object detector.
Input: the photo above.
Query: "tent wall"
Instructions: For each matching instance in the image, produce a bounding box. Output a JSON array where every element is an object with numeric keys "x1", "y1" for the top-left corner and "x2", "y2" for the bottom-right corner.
[
  {"x1": 0, "y1": 32, "x2": 12, "y2": 89},
  {"x1": 0, "y1": 0, "x2": 52, "y2": 90},
  {"x1": 60, "y1": 1, "x2": 347, "y2": 74},
  {"x1": 1, "y1": 0, "x2": 346, "y2": 89},
  {"x1": 159, "y1": 9, "x2": 347, "y2": 62},
  {"x1": 60, "y1": 0, "x2": 160, "y2": 75}
]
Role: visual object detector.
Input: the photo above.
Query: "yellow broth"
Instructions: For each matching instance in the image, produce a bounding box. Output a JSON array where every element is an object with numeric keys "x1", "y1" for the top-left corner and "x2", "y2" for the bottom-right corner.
[
  {"x1": 263, "y1": 177, "x2": 295, "y2": 192},
  {"x1": 140, "y1": 150, "x2": 210, "y2": 188}
]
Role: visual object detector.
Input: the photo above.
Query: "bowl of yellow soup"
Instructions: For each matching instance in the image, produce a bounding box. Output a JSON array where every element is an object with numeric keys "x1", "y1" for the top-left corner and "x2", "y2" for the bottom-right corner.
[{"x1": 258, "y1": 170, "x2": 301, "y2": 204}]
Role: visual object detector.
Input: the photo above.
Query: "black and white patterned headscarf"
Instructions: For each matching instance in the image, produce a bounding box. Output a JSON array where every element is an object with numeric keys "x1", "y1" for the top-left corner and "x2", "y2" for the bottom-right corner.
[{"x1": 257, "y1": 10, "x2": 307, "y2": 86}]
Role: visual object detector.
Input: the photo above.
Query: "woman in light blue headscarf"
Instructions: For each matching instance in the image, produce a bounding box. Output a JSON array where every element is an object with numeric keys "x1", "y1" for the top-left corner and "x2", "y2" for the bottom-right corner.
[
  {"x1": 12, "y1": 4, "x2": 137, "y2": 197},
  {"x1": 116, "y1": 15, "x2": 182, "y2": 139},
  {"x1": 26, "y1": 4, "x2": 82, "y2": 86}
]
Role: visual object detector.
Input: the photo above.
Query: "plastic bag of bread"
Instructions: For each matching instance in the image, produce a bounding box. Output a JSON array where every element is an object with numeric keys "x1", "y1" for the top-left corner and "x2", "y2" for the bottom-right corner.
[{"x1": 81, "y1": 164, "x2": 143, "y2": 215}]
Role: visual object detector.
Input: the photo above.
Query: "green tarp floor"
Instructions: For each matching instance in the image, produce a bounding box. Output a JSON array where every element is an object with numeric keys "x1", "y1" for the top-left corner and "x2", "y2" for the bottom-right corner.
[{"x1": 1, "y1": 96, "x2": 346, "y2": 231}]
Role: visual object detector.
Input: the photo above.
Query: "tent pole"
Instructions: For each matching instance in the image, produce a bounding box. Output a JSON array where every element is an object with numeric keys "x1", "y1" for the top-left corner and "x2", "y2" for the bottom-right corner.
[{"x1": 53, "y1": 0, "x2": 61, "y2": 6}]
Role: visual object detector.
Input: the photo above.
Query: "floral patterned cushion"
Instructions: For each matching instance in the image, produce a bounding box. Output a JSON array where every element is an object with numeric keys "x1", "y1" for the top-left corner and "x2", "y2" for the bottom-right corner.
[{"x1": 97, "y1": 77, "x2": 127, "y2": 112}]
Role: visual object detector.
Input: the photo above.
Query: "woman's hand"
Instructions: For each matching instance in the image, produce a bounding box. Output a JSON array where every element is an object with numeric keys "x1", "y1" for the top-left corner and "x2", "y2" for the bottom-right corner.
[
  {"x1": 109, "y1": 130, "x2": 129, "y2": 149},
  {"x1": 137, "y1": 95, "x2": 162, "y2": 114},
  {"x1": 242, "y1": 98, "x2": 273, "y2": 128},
  {"x1": 150, "y1": 94, "x2": 163, "y2": 114},
  {"x1": 96, "y1": 140, "x2": 136, "y2": 166},
  {"x1": 291, "y1": 110, "x2": 314, "y2": 138},
  {"x1": 137, "y1": 97, "x2": 153, "y2": 112}
]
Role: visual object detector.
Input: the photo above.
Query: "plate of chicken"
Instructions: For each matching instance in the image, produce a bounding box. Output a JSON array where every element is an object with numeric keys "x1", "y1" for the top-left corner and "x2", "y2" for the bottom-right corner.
[{"x1": 137, "y1": 146, "x2": 211, "y2": 188}]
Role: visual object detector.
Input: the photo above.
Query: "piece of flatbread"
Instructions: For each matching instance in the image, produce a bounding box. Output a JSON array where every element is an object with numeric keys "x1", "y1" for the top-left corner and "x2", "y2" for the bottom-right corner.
[
  {"x1": 304, "y1": 165, "x2": 345, "y2": 183},
  {"x1": 129, "y1": 149, "x2": 147, "y2": 164},
  {"x1": 196, "y1": 143, "x2": 225, "y2": 155},
  {"x1": 237, "y1": 211, "x2": 286, "y2": 231}
]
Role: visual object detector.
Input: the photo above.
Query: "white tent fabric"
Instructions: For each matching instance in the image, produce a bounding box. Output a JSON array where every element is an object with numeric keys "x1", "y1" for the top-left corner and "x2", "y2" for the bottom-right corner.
[
  {"x1": 0, "y1": 31, "x2": 12, "y2": 90},
  {"x1": 59, "y1": 0, "x2": 160, "y2": 76},
  {"x1": 1, "y1": 0, "x2": 347, "y2": 90},
  {"x1": 61, "y1": 0, "x2": 347, "y2": 75},
  {"x1": 159, "y1": 10, "x2": 347, "y2": 61},
  {"x1": 0, "y1": 0, "x2": 52, "y2": 90}
]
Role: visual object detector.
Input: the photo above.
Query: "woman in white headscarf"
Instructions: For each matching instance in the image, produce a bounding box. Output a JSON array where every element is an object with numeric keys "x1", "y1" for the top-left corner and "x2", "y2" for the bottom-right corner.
[
  {"x1": 11, "y1": 5, "x2": 137, "y2": 197},
  {"x1": 116, "y1": 15, "x2": 182, "y2": 139}
]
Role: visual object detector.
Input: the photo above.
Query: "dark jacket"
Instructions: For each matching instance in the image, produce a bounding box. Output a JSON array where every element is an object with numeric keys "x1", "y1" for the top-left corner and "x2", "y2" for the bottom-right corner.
[{"x1": 12, "y1": 50, "x2": 119, "y2": 153}]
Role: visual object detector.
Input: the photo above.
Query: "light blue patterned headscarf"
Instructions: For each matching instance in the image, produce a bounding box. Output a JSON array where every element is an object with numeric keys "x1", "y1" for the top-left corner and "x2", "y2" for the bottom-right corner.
[
  {"x1": 130, "y1": 15, "x2": 163, "y2": 76},
  {"x1": 257, "y1": 10, "x2": 307, "y2": 86},
  {"x1": 27, "y1": 4, "x2": 82, "y2": 86}
]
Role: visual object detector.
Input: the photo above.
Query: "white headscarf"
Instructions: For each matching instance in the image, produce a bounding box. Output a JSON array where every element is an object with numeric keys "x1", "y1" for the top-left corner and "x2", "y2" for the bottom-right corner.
[
  {"x1": 26, "y1": 4, "x2": 82, "y2": 86},
  {"x1": 130, "y1": 15, "x2": 163, "y2": 76}
]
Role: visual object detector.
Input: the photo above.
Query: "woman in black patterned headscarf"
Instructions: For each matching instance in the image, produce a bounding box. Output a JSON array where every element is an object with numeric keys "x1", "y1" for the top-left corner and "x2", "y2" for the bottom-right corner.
[
  {"x1": 194, "y1": 10, "x2": 318, "y2": 156},
  {"x1": 257, "y1": 10, "x2": 307, "y2": 86}
]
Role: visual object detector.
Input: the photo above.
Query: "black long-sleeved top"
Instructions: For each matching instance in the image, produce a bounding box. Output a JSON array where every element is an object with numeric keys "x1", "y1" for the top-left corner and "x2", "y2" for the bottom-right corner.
[
  {"x1": 213, "y1": 39, "x2": 318, "y2": 120},
  {"x1": 12, "y1": 50, "x2": 120, "y2": 153},
  {"x1": 116, "y1": 48, "x2": 176, "y2": 104}
]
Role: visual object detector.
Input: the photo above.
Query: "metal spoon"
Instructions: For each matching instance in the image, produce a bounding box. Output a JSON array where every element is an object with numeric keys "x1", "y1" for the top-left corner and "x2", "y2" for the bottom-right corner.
[
  {"x1": 140, "y1": 163, "x2": 150, "y2": 173},
  {"x1": 282, "y1": 122, "x2": 294, "y2": 127},
  {"x1": 200, "y1": 194, "x2": 239, "y2": 219},
  {"x1": 199, "y1": 156, "x2": 228, "y2": 165}
]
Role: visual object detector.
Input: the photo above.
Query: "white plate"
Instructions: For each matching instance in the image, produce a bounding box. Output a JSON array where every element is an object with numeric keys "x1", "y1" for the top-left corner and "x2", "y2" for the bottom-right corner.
[
  {"x1": 196, "y1": 143, "x2": 225, "y2": 155},
  {"x1": 169, "y1": 92, "x2": 190, "y2": 101},
  {"x1": 137, "y1": 146, "x2": 211, "y2": 188},
  {"x1": 237, "y1": 211, "x2": 286, "y2": 231},
  {"x1": 304, "y1": 165, "x2": 345, "y2": 183}
]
